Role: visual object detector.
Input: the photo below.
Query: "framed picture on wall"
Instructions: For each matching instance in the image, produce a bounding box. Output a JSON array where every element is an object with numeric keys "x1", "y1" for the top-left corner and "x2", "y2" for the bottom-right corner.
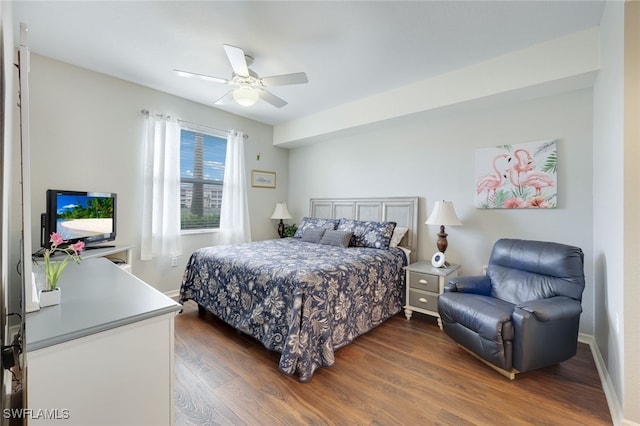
[
  {"x1": 251, "y1": 170, "x2": 276, "y2": 188},
  {"x1": 475, "y1": 139, "x2": 557, "y2": 209}
]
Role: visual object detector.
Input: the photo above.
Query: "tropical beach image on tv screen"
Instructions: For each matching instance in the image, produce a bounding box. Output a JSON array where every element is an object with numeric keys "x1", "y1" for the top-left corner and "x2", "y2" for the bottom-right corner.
[{"x1": 56, "y1": 194, "x2": 114, "y2": 241}]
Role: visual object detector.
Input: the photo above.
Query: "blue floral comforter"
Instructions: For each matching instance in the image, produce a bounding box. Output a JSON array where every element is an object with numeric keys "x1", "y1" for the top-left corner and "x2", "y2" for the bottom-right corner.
[{"x1": 179, "y1": 238, "x2": 407, "y2": 381}]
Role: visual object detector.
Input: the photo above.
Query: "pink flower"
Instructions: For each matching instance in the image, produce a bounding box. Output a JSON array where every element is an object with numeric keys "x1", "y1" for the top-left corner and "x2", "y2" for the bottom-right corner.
[
  {"x1": 50, "y1": 232, "x2": 64, "y2": 247},
  {"x1": 527, "y1": 196, "x2": 549, "y2": 208},
  {"x1": 42, "y1": 233, "x2": 83, "y2": 291},
  {"x1": 503, "y1": 197, "x2": 525, "y2": 209},
  {"x1": 71, "y1": 241, "x2": 85, "y2": 255},
  {"x1": 44, "y1": 232, "x2": 84, "y2": 291}
]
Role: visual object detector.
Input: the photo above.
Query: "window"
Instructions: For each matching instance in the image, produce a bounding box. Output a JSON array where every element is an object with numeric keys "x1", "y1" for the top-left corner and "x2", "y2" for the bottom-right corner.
[{"x1": 180, "y1": 128, "x2": 227, "y2": 230}]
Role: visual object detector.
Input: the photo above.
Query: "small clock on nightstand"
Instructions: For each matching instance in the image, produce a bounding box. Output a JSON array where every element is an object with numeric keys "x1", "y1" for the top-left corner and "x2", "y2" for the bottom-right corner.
[{"x1": 404, "y1": 260, "x2": 461, "y2": 328}]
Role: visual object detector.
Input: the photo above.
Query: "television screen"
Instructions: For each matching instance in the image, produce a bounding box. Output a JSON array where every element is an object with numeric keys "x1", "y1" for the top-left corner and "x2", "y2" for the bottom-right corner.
[{"x1": 43, "y1": 190, "x2": 117, "y2": 248}]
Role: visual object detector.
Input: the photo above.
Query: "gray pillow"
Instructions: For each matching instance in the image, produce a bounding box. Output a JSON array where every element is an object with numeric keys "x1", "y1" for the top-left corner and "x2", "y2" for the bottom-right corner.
[
  {"x1": 319, "y1": 230, "x2": 353, "y2": 248},
  {"x1": 293, "y1": 217, "x2": 340, "y2": 238},
  {"x1": 301, "y1": 227, "x2": 326, "y2": 243}
]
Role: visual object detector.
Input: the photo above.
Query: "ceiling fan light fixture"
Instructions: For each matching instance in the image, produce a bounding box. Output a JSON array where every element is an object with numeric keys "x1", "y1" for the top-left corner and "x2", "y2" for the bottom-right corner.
[
  {"x1": 232, "y1": 85, "x2": 259, "y2": 107},
  {"x1": 177, "y1": 45, "x2": 307, "y2": 109}
]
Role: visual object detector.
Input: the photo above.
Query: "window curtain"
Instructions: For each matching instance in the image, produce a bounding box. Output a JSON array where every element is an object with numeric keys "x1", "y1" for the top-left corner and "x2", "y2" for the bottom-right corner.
[
  {"x1": 218, "y1": 131, "x2": 252, "y2": 245},
  {"x1": 140, "y1": 113, "x2": 182, "y2": 260}
]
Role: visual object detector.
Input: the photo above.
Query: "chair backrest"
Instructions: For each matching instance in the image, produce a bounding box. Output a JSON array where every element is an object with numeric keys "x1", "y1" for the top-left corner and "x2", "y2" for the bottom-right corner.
[{"x1": 486, "y1": 239, "x2": 585, "y2": 305}]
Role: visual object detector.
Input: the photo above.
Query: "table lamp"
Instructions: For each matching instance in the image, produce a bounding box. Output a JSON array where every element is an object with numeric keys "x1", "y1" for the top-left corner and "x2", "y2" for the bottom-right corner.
[
  {"x1": 271, "y1": 202, "x2": 292, "y2": 238},
  {"x1": 425, "y1": 200, "x2": 462, "y2": 256}
]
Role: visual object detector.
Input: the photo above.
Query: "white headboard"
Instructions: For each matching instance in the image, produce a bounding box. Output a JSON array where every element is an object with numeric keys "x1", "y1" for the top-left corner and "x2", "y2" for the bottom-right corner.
[{"x1": 309, "y1": 196, "x2": 419, "y2": 258}]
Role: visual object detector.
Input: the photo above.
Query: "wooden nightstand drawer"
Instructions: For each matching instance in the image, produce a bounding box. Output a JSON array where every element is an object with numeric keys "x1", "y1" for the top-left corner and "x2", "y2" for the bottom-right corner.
[
  {"x1": 408, "y1": 271, "x2": 439, "y2": 292},
  {"x1": 404, "y1": 261, "x2": 461, "y2": 327},
  {"x1": 408, "y1": 289, "x2": 438, "y2": 312}
]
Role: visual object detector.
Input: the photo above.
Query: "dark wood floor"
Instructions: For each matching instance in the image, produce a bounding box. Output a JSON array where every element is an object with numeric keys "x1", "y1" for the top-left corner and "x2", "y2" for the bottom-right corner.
[{"x1": 174, "y1": 301, "x2": 612, "y2": 425}]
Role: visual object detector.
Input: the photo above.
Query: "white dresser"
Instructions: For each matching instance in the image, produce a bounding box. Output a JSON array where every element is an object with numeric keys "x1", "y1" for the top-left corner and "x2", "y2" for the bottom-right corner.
[{"x1": 25, "y1": 258, "x2": 182, "y2": 425}]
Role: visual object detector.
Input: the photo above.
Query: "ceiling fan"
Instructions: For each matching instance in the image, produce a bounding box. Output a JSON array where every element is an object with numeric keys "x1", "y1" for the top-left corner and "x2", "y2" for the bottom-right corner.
[{"x1": 174, "y1": 44, "x2": 308, "y2": 108}]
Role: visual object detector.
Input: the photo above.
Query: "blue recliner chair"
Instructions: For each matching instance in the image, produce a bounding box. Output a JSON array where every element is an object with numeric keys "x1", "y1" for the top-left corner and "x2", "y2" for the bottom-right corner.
[{"x1": 438, "y1": 239, "x2": 585, "y2": 379}]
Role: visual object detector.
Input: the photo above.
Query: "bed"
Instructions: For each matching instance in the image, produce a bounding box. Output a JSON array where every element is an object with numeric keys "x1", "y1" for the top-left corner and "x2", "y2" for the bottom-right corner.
[{"x1": 179, "y1": 197, "x2": 419, "y2": 381}]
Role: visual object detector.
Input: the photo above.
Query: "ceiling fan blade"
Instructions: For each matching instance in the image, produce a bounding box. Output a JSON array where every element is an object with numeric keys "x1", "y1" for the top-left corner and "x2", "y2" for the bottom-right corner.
[
  {"x1": 261, "y1": 72, "x2": 308, "y2": 87},
  {"x1": 223, "y1": 44, "x2": 249, "y2": 77},
  {"x1": 258, "y1": 89, "x2": 288, "y2": 108},
  {"x1": 213, "y1": 90, "x2": 234, "y2": 105},
  {"x1": 174, "y1": 69, "x2": 228, "y2": 84}
]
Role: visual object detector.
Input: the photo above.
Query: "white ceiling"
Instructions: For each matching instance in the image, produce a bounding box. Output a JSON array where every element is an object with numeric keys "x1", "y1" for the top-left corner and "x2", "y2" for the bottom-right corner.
[{"x1": 11, "y1": 1, "x2": 605, "y2": 126}]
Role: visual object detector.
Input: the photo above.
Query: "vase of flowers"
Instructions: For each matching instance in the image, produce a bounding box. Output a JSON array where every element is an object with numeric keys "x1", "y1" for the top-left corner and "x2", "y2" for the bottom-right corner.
[{"x1": 40, "y1": 232, "x2": 84, "y2": 307}]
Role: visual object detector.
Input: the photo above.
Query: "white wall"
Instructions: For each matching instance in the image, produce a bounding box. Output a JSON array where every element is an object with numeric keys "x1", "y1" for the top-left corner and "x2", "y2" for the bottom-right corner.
[
  {"x1": 594, "y1": 2, "x2": 640, "y2": 424},
  {"x1": 593, "y1": 1, "x2": 626, "y2": 421},
  {"x1": 25, "y1": 54, "x2": 286, "y2": 294},
  {"x1": 289, "y1": 88, "x2": 595, "y2": 334},
  {"x1": 622, "y1": 2, "x2": 640, "y2": 421}
]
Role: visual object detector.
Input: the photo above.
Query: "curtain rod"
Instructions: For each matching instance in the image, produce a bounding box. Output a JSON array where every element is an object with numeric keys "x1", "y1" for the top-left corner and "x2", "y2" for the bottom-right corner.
[{"x1": 140, "y1": 109, "x2": 248, "y2": 139}]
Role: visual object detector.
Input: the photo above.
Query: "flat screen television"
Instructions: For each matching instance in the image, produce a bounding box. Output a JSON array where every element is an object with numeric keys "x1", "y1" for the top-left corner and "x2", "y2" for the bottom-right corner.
[{"x1": 42, "y1": 189, "x2": 117, "y2": 249}]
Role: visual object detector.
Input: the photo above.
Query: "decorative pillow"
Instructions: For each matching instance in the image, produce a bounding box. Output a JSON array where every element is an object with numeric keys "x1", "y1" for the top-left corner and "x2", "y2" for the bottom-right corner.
[
  {"x1": 389, "y1": 226, "x2": 409, "y2": 247},
  {"x1": 301, "y1": 227, "x2": 326, "y2": 243},
  {"x1": 336, "y1": 219, "x2": 397, "y2": 249},
  {"x1": 293, "y1": 217, "x2": 339, "y2": 238},
  {"x1": 319, "y1": 230, "x2": 353, "y2": 248}
]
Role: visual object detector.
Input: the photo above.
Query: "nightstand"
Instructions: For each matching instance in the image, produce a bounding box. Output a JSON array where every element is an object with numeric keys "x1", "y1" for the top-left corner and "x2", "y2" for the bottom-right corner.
[{"x1": 404, "y1": 260, "x2": 461, "y2": 328}]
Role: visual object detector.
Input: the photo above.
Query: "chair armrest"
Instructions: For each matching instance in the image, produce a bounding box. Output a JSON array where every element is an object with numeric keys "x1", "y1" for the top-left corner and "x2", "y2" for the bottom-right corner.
[
  {"x1": 511, "y1": 296, "x2": 583, "y2": 372},
  {"x1": 515, "y1": 296, "x2": 582, "y2": 322},
  {"x1": 444, "y1": 275, "x2": 492, "y2": 296}
]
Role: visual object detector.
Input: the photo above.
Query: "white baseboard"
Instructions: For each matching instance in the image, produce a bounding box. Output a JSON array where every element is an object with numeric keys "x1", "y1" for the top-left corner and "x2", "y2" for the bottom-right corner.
[
  {"x1": 578, "y1": 332, "x2": 633, "y2": 425},
  {"x1": 164, "y1": 289, "x2": 180, "y2": 301}
]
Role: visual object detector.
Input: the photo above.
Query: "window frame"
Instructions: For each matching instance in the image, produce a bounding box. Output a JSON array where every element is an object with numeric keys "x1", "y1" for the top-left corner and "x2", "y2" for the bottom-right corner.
[{"x1": 179, "y1": 124, "x2": 228, "y2": 233}]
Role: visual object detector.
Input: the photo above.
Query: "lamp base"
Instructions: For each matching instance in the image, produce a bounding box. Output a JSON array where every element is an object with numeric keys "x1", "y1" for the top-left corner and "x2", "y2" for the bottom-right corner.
[
  {"x1": 436, "y1": 225, "x2": 448, "y2": 254},
  {"x1": 277, "y1": 220, "x2": 285, "y2": 238}
]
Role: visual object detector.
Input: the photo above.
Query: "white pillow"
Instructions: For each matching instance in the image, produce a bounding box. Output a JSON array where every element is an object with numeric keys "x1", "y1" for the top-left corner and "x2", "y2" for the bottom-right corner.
[{"x1": 389, "y1": 227, "x2": 408, "y2": 247}]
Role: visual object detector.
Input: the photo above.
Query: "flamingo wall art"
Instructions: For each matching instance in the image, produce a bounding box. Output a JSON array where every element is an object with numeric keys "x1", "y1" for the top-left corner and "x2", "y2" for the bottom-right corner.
[{"x1": 475, "y1": 140, "x2": 557, "y2": 209}]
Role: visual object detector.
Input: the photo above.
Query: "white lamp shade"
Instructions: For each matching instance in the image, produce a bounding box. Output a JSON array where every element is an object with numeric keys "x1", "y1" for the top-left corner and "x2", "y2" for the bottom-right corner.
[
  {"x1": 425, "y1": 201, "x2": 462, "y2": 226},
  {"x1": 270, "y1": 202, "x2": 292, "y2": 220},
  {"x1": 233, "y1": 86, "x2": 259, "y2": 107}
]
